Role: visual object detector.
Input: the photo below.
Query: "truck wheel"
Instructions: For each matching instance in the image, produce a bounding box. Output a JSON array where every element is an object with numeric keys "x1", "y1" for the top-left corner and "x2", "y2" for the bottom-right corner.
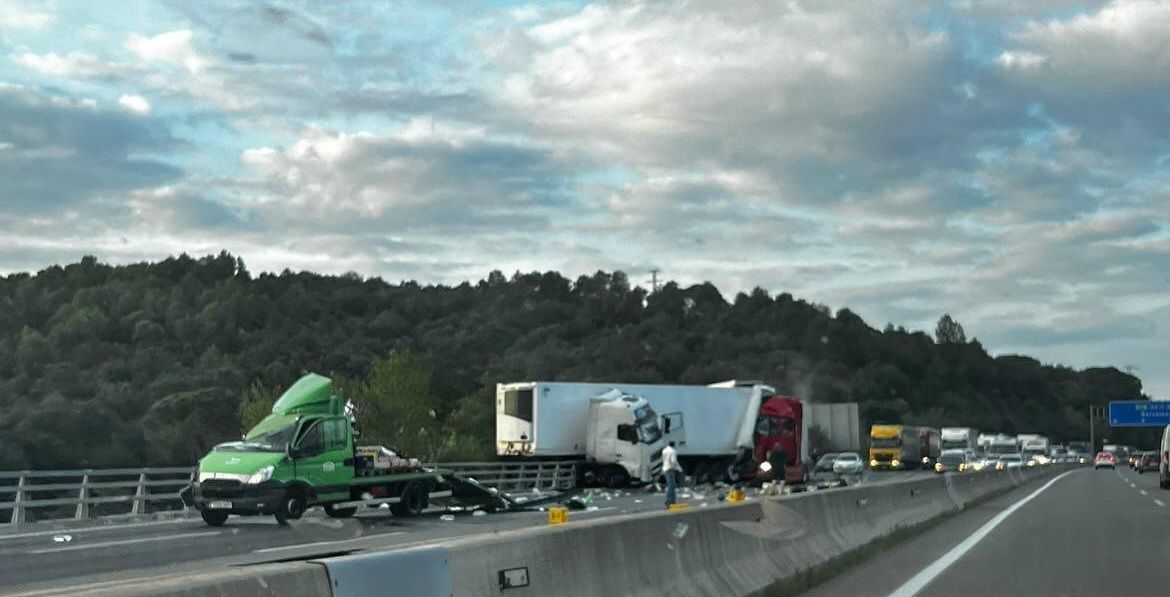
[
  {"x1": 200, "y1": 509, "x2": 229, "y2": 526},
  {"x1": 603, "y1": 466, "x2": 630, "y2": 488},
  {"x1": 390, "y1": 481, "x2": 427, "y2": 517},
  {"x1": 325, "y1": 503, "x2": 357, "y2": 518},
  {"x1": 274, "y1": 488, "x2": 307, "y2": 525}
]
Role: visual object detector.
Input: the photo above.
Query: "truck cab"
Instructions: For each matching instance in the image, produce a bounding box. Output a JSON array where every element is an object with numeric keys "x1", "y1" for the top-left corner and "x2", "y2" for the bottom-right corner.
[
  {"x1": 752, "y1": 396, "x2": 805, "y2": 484},
  {"x1": 584, "y1": 390, "x2": 683, "y2": 487}
]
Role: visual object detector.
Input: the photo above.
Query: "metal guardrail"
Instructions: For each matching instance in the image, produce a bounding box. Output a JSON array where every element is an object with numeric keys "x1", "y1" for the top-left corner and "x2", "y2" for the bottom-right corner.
[
  {"x1": 0, "y1": 460, "x2": 577, "y2": 526},
  {"x1": 439, "y1": 460, "x2": 577, "y2": 493}
]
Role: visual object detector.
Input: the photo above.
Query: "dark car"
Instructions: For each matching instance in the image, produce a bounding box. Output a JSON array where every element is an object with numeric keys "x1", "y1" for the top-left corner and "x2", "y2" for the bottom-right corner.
[
  {"x1": 812, "y1": 453, "x2": 840, "y2": 475},
  {"x1": 1137, "y1": 451, "x2": 1160, "y2": 474}
]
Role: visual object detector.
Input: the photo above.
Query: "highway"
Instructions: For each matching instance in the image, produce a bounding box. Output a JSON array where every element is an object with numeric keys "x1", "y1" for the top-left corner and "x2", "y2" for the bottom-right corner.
[
  {"x1": 802, "y1": 465, "x2": 1170, "y2": 596},
  {"x1": 0, "y1": 469, "x2": 929, "y2": 595}
]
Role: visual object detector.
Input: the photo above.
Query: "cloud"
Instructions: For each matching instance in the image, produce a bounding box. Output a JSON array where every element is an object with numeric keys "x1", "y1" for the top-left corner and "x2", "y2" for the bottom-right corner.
[
  {"x1": 238, "y1": 122, "x2": 567, "y2": 230},
  {"x1": 0, "y1": 4, "x2": 53, "y2": 29},
  {"x1": 117, "y1": 94, "x2": 151, "y2": 115},
  {"x1": 12, "y1": 52, "x2": 119, "y2": 77},
  {"x1": 125, "y1": 30, "x2": 207, "y2": 74},
  {"x1": 997, "y1": 51, "x2": 1048, "y2": 70},
  {"x1": 0, "y1": 84, "x2": 180, "y2": 215}
]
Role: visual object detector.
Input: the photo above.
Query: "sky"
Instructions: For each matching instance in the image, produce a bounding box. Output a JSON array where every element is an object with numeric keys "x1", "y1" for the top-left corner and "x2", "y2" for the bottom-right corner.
[{"x1": 0, "y1": 1, "x2": 1167, "y2": 397}]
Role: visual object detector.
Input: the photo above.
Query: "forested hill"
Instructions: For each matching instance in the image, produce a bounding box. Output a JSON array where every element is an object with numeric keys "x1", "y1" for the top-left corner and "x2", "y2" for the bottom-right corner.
[{"x1": 0, "y1": 253, "x2": 1145, "y2": 470}]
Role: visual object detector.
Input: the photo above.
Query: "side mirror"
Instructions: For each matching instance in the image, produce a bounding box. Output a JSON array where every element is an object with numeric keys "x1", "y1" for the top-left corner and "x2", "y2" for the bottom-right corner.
[
  {"x1": 287, "y1": 445, "x2": 301, "y2": 459},
  {"x1": 663, "y1": 418, "x2": 672, "y2": 434}
]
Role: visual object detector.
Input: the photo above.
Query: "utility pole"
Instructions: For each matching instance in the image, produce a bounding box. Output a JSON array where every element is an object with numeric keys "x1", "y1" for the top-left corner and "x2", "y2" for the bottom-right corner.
[
  {"x1": 1089, "y1": 405, "x2": 1105, "y2": 453},
  {"x1": 649, "y1": 269, "x2": 661, "y2": 293}
]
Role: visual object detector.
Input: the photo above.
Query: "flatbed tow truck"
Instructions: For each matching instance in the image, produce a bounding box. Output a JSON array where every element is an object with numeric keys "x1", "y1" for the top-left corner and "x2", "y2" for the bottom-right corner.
[{"x1": 191, "y1": 373, "x2": 524, "y2": 525}]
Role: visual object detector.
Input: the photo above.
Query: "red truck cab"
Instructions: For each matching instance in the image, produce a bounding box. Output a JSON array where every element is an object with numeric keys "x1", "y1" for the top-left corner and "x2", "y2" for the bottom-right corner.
[{"x1": 753, "y1": 396, "x2": 805, "y2": 484}]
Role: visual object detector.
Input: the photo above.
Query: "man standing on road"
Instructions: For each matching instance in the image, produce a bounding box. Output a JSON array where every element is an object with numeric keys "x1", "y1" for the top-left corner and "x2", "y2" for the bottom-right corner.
[{"x1": 662, "y1": 441, "x2": 682, "y2": 508}]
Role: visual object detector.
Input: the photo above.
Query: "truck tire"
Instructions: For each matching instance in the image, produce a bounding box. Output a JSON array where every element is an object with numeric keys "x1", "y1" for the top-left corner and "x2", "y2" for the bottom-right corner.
[
  {"x1": 603, "y1": 466, "x2": 630, "y2": 488},
  {"x1": 324, "y1": 503, "x2": 357, "y2": 518},
  {"x1": 200, "y1": 508, "x2": 229, "y2": 526},
  {"x1": 390, "y1": 481, "x2": 427, "y2": 517},
  {"x1": 274, "y1": 488, "x2": 307, "y2": 525}
]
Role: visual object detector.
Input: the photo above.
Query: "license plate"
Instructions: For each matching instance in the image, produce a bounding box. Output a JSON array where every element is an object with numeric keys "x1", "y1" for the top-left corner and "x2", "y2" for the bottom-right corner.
[{"x1": 207, "y1": 500, "x2": 232, "y2": 510}]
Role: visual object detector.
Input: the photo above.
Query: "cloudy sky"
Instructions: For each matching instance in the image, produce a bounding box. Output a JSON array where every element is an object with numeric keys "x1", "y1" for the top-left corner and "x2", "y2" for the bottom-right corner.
[{"x1": 1, "y1": 0, "x2": 1167, "y2": 396}]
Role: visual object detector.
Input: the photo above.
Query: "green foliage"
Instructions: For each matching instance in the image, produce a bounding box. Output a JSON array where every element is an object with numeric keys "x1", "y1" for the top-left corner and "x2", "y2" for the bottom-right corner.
[
  {"x1": 0, "y1": 253, "x2": 1152, "y2": 469},
  {"x1": 341, "y1": 351, "x2": 447, "y2": 461},
  {"x1": 935, "y1": 314, "x2": 967, "y2": 344},
  {"x1": 239, "y1": 382, "x2": 278, "y2": 433}
]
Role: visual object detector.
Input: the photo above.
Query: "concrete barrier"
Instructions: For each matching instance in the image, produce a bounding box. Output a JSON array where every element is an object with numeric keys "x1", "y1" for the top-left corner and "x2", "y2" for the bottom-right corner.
[
  {"x1": 438, "y1": 467, "x2": 1075, "y2": 597},
  {"x1": 13, "y1": 562, "x2": 332, "y2": 597}
]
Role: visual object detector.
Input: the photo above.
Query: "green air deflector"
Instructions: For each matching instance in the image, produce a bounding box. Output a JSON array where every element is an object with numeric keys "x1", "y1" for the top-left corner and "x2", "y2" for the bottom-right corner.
[{"x1": 270, "y1": 373, "x2": 339, "y2": 415}]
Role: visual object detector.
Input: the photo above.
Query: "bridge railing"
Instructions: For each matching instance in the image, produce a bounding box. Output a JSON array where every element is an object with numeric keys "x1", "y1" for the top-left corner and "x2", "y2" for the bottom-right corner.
[{"x1": 0, "y1": 460, "x2": 577, "y2": 526}]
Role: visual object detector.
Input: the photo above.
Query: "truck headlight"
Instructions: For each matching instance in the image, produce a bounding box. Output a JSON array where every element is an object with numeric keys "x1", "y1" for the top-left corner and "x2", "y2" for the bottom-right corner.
[
  {"x1": 891, "y1": 459, "x2": 901, "y2": 467},
  {"x1": 870, "y1": 459, "x2": 878, "y2": 467},
  {"x1": 921, "y1": 457, "x2": 930, "y2": 464},
  {"x1": 246, "y1": 465, "x2": 275, "y2": 484},
  {"x1": 758, "y1": 461, "x2": 773, "y2": 473},
  {"x1": 935, "y1": 463, "x2": 943, "y2": 472}
]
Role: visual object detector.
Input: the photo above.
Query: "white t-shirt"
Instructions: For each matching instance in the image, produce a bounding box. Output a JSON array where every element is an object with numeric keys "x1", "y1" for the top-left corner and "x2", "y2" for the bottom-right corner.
[{"x1": 662, "y1": 445, "x2": 680, "y2": 472}]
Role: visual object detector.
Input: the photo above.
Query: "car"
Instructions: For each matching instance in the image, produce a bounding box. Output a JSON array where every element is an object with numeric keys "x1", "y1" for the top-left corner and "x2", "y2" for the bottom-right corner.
[
  {"x1": 1136, "y1": 451, "x2": 1160, "y2": 474},
  {"x1": 832, "y1": 452, "x2": 864, "y2": 475},
  {"x1": 935, "y1": 449, "x2": 968, "y2": 474},
  {"x1": 995, "y1": 454, "x2": 1024, "y2": 471},
  {"x1": 1160, "y1": 425, "x2": 1170, "y2": 489},
  {"x1": 1128, "y1": 452, "x2": 1140, "y2": 468},
  {"x1": 812, "y1": 453, "x2": 840, "y2": 476},
  {"x1": 1094, "y1": 451, "x2": 1117, "y2": 469}
]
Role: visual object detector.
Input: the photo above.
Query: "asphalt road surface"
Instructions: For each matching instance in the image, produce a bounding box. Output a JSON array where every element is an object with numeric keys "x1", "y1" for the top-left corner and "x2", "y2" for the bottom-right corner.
[
  {"x1": 0, "y1": 468, "x2": 933, "y2": 595},
  {"x1": 802, "y1": 464, "x2": 1170, "y2": 597}
]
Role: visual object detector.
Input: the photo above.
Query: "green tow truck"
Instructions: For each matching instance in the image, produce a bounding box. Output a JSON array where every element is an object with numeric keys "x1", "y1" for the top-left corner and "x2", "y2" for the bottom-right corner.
[{"x1": 192, "y1": 373, "x2": 508, "y2": 526}]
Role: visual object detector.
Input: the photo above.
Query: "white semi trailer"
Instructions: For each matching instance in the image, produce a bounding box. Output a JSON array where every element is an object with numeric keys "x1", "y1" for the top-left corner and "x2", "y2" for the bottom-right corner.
[
  {"x1": 941, "y1": 427, "x2": 980, "y2": 452},
  {"x1": 496, "y1": 380, "x2": 773, "y2": 486}
]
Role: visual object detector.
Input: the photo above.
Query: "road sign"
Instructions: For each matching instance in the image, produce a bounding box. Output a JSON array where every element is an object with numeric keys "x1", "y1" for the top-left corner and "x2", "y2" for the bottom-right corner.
[{"x1": 1108, "y1": 401, "x2": 1170, "y2": 427}]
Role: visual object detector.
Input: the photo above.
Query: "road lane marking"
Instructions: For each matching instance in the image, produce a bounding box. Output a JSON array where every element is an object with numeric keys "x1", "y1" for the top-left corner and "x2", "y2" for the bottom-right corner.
[
  {"x1": 1140, "y1": 490, "x2": 1148, "y2": 496},
  {"x1": 1156, "y1": 499, "x2": 1166, "y2": 507},
  {"x1": 252, "y1": 532, "x2": 406, "y2": 554},
  {"x1": 0, "y1": 517, "x2": 195, "y2": 540},
  {"x1": 27, "y1": 531, "x2": 219, "y2": 554},
  {"x1": 888, "y1": 470, "x2": 1077, "y2": 597}
]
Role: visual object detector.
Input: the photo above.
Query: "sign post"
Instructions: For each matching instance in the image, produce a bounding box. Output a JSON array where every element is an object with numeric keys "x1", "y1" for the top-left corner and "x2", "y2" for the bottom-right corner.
[{"x1": 1108, "y1": 401, "x2": 1170, "y2": 427}]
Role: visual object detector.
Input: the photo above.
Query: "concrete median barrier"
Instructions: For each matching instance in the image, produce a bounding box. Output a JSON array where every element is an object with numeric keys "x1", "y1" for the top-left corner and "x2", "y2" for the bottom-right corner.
[{"x1": 12, "y1": 562, "x2": 332, "y2": 597}]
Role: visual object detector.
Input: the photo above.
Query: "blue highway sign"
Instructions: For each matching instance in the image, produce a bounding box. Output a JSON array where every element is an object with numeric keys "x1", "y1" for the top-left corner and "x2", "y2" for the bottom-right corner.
[{"x1": 1109, "y1": 400, "x2": 1170, "y2": 427}]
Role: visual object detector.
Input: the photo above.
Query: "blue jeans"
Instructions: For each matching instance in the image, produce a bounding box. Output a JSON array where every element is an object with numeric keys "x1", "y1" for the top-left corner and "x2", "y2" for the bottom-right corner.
[{"x1": 665, "y1": 469, "x2": 678, "y2": 507}]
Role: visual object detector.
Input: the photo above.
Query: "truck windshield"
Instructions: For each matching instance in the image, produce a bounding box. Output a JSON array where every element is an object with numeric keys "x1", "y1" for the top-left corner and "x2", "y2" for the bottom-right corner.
[
  {"x1": 223, "y1": 416, "x2": 299, "y2": 452},
  {"x1": 941, "y1": 440, "x2": 967, "y2": 451},
  {"x1": 871, "y1": 437, "x2": 900, "y2": 448},
  {"x1": 635, "y1": 407, "x2": 661, "y2": 444}
]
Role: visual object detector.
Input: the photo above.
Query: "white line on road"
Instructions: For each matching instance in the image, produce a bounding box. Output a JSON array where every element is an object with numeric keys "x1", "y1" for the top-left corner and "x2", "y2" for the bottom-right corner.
[
  {"x1": 1156, "y1": 499, "x2": 1166, "y2": 507},
  {"x1": 1129, "y1": 482, "x2": 1137, "y2": 488},
  {"x1": 28, "y1": 531, "x2": 219, "y2": 554},
  {"x1": 1140, "y1": 490, "x2": 1148, "y2": 496},
  {"x1": 0, "y1": 517, "x2": 195, "y2": 540},
  {"x1": 888, "y1": 470, "x2": 1077, "y2": 597},
  {"x1": 252, "y1": 532, "x2": 406, "y2": 554}
]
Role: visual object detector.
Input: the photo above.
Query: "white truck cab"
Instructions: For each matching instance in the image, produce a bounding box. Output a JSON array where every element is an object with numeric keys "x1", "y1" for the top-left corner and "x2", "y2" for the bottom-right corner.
[{"x1": 586, "y1": 390, "x2": 684, "y2": 485}]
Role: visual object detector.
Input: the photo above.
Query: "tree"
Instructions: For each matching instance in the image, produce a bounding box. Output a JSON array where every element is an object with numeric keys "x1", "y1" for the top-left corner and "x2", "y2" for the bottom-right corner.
[
  {"x1": 239, "y1": 381, "x2": 279, "y2": 432},
  {"x1": 341, "y1": 351, "x2": 446, "y2": 461},
  {"x1": 935, "y1": 314, "x2": 967, "y2": 344}
]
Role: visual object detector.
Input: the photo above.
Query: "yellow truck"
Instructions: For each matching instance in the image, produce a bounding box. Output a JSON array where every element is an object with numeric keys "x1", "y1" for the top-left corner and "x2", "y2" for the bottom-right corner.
[{"x1": 868, "y1": 424, "x2": 940, "y2": 470}]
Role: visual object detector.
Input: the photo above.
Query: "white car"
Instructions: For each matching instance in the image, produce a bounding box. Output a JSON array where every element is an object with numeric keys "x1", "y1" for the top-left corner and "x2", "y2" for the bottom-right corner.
[
  {"x1": 996, "y1": 454, "x2": 1024, "y2": 470},
  {"x1": 832, "y1": 452, "x2": 864, "y2": 475}
]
